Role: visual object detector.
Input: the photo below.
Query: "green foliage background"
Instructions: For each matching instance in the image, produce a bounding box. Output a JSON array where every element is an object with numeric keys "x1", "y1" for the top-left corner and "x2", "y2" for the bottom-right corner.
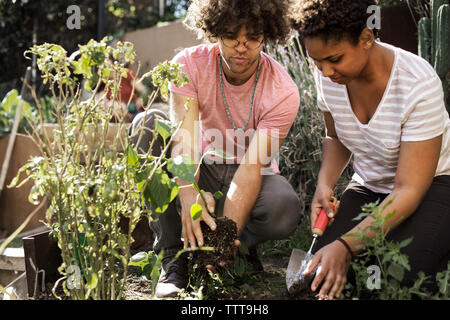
[{"x1": 0, "y1": 0, "x2": 189, "y2": 98}]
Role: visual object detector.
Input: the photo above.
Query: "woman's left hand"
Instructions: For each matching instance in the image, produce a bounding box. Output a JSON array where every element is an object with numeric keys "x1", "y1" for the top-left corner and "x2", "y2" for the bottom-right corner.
[{"x1": 303, "y1": 240, "x2": 352, "y2": 300}]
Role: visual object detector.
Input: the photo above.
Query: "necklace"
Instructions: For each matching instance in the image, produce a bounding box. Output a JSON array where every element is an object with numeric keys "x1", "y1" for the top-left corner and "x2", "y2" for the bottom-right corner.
[{"x1": 218, "y1": 53, "x2": 261, "y2": 130}]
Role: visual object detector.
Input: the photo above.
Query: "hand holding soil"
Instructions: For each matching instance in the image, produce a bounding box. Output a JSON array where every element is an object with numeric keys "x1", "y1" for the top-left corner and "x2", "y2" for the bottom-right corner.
[
  {"x1": 180, "y1": 190, "x2": 240, "y2": 271},
  {"x1": 193, "y1": 216, "x2": 239, "y2": 271},
  {"x1": 180, "y1": 190, "x2": 217, "y2": 249}
]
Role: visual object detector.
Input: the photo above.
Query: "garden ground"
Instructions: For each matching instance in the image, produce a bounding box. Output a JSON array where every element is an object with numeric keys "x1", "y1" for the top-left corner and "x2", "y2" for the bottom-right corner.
[{"x1": 123, "y1": 253, "x2": 315, "y2": 300}]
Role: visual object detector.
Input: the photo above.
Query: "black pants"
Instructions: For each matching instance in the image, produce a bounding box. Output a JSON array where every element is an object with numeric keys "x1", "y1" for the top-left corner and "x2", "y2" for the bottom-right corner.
[{"x1": 314, "y1": 176, "x2": 450, "y2": 292}]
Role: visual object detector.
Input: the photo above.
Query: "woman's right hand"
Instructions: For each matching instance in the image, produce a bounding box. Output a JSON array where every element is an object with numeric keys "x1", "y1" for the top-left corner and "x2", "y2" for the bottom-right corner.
[
  {"x1": 310, "y1": 185, "x2": 340, "y2": 233},
  {"x1": 180, "y1": 191, "x2": 217, "y2": 249}
]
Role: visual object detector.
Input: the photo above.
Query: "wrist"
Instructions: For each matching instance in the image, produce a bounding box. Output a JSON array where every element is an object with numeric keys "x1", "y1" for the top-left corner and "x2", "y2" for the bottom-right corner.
[
  {"x1": 178, "y1": 184, "x2": 198, "y2": 199},
  {"x1": 336, "y1": 237, "x2": 355, "y2": 260},
  {"x1": 317, "y1": 167, "x2": 341, "y2": 191},
  {"x1": 315, "y1": 180, "x2": 335, "y2": 195}
]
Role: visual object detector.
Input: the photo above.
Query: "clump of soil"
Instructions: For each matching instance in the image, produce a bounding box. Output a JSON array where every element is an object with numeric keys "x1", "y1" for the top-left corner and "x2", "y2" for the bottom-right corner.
[
  {"x1": 192, "y1": 216, "x2": 237, "y2": 269},
  {"x1": 122, "y1": 270, "x2": 153, "y2": 300}
]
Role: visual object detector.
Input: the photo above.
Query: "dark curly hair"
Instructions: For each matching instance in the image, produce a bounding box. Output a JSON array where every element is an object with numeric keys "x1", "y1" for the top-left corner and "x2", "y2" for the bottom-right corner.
[
  {"x1": 184, "y1": 0, "x2": 293, "y2": 45},
  {"x1": 291, "y1": 0, "x2": 380, "y2": 45}
]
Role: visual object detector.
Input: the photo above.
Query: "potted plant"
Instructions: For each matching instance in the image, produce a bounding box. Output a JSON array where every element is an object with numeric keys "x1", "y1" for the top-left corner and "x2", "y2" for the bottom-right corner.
[{"x1": 8, "y1": 38, "x2": 194, "y2": 300}]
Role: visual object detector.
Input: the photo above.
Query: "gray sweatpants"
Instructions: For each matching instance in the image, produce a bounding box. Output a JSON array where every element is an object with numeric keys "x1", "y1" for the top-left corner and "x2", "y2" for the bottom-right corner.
[{"x1": 130, "y1": 110, "x2": 302, "y2": 257}]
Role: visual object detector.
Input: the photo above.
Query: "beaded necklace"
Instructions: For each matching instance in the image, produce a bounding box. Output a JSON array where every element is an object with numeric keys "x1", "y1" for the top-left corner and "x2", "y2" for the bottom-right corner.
[{"x1": 218, "y1": 53, "x2": 261, "y2": 130}]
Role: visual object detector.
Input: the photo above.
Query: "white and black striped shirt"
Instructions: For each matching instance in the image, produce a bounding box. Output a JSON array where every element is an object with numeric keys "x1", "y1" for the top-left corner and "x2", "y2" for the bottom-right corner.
[{"x1": 313, "y1": 42, "x2": 450, "y2": 193}]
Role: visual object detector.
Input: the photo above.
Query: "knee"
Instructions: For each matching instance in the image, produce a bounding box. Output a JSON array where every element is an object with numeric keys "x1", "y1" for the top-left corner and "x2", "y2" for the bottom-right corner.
[
  {"x1": 130, "y1": 109, "x2": 168, "y2": 135},
  {"x1": 129, "y1": 110, "x2": 169, "y2": 154},
  {"x1": 266, "y1": 188, "x2": 302, "y2": 238}
]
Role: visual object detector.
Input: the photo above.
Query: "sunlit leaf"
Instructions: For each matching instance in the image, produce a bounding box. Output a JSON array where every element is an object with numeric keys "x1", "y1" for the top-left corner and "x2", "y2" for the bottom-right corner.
[
  {"x1": 190, "y1": 203, "x2": 202, "y2": 220},
  {"x1": 155, "y1": 117, "x2": 174, "y2": 142},
  {"x1": 213, "y1": 191, "x2": 223, "y2": 200},
  {"x1": 167, "y1": 155, "x2": 195, "y2": 183}
]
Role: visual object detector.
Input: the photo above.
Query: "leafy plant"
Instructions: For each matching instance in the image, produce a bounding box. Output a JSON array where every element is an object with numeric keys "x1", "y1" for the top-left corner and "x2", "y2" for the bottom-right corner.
[
  {"x1": 8, "y1": 38, "x2": 194, "y2": 300},
  {"x1": 128, "y1": 246, "x2": 214, "y2": 298},
  {"x1": 0, "y1": 89, "x2": 33, "y2": 137},
  {"x1": 0, "y1": 88, "x2": 62, "y2": 138},
  {"x1": 182, "y1": 244, "x2": 275, "y2": 300},
  {"x1": 167, "y1": 150, "x2": 229, "y2": 221},
  {"x1": 343, "y1": 200, "x2": 448, "y2": 300},
  {"x1": 418, "y1": 0, "x2": 450, "y2": 111},
  {"x1": 128, "y1": 250, "x2": 164, "y2": 296}
]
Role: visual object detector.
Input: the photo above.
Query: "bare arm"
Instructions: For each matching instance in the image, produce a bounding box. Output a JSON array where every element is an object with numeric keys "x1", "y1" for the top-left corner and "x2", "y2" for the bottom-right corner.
[
  {"x1": 317, "y1": 112, "x2": 353, "y2": 188},
  {"x1": 342, "y1": 135, "x2": 442, "y2": 253},
  {"x1": 223, "y1": 129, "x2": 283, "y2": 235},
  {"x1": 311, "y1": 112, "x2": 352, "y2": 228},
  {"x1": 170, "y1": 92, "x2": 200, "y2": 187},
  {"x1": 170, "y1": 92, "x2": 216, "y2": 249}
]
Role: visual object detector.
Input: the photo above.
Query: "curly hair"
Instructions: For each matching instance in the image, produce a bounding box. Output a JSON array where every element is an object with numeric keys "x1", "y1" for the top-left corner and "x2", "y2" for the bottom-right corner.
[
  {"x1": 184, "y1": 0, "x2": 293, "y2": 45},
  {"x1": 291, "y1": 0, "x2": 380, "y2": 44}
]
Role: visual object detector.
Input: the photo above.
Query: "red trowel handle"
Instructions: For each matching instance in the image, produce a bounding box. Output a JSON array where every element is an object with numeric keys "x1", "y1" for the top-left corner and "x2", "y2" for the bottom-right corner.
[{"x1": 312, "y1": 197, "x2": 337, "y2": 237}]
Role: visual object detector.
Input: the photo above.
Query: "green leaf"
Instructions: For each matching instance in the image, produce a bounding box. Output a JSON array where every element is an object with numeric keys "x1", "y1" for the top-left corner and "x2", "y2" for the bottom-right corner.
[
  {"x1": 144, "y1": 169, "x2": 169, "y2": 211},
  {"x1": 397, "y1": 254, "x2": 410, "y2": 271},
  {"x1": 136, "y1": 168, "x2": 149, "y2": 192},
  {"x1": 352, "y1": 212, "x2": 369, "y2": 221},
  {"x1": 382, "y1": 251, "x2": 395, "y2": 265},
  {"x1": 1, "y1": 89, "x2": 19, "y2": 114},
  {"x1": 169, "y1": 179, "x2": 179, "y2": 202},
  {"x1": 233, "y1": 254, "x2": 246, "y2": 277},
  {"x1": 151, "y1": 251, "x2": 164, "y2": 295},
  {"x1": 155, "y1": 117, "x2": 173, "y2": 141},
  {"x1": 213, "y1": 190, "x2": 223, "y2": 200},
  {"x1": 384, "y1": 210, "x2": 397, "y2": 223},
  {"x1": 129, "y1": 251, "x2": 148, "y2": 267},
  {"x1": 126, "y1": 145, "x2": 139, "y2": 168},
  {"x1": 71, "y1": 55, "x2": 92, "y2": 78},
  {"x1": 387, "y1": 262, "x2": 405, "y2": 282},
  {"x1": 190, "y1": 203, "x2": 202, "y2": 220},
  {"x1": 399, "y1": 237, "x2": 413, "y2": 249},
  {"x1": 238, "y1": 243, "x2": 249, "y2": 256},
  {"x1": 167, "y1": 155, "x2": 195, "y2": 183},
  {"x1": 86, "y1": 273, "x2": 98, "y2": 290}
]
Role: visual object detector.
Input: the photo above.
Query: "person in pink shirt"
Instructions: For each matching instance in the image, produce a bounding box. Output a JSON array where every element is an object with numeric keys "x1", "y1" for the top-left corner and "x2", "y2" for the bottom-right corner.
[{"x1": 130, "y1": 0, "x2": 301, "y2": 298}]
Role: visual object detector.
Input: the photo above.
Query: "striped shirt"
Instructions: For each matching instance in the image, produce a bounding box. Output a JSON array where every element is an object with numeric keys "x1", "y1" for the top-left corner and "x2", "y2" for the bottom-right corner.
[{"x1": 313, "y1": 41, "x2": 450, "y2": 194}]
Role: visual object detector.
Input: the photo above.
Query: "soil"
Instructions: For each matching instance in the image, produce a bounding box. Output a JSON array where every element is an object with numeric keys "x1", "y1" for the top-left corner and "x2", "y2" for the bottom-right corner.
[
  {"x1": 192, "y1": 217, "x2": 238, "y2": 270},
  {"x1": 32, "y1": 216, "x2": 317, "y2": 300},
  {"x1": 122, "y1": 257, "x2": 316, "y2": 300},
  {"x1": 33, "y1": 256, "x2": 316, "y2": 300},
  {"x1": 122, "y1": 268, "x2": 153, "y2": 300}
]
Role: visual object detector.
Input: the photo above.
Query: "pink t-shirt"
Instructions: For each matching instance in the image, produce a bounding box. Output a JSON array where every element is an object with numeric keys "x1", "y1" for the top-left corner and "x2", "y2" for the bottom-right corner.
[{"x1": 168, "y1": 44, "x2": 299, "y2": 171}]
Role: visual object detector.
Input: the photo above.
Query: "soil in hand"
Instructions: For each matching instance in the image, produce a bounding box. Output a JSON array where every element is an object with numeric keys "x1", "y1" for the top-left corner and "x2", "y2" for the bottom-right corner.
[{"x1": 192, "y1": 216, "x2": 237, "y2": 269}]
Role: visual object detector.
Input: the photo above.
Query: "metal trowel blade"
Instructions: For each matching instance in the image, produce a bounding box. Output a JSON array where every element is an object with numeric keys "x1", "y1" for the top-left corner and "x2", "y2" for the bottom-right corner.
[{"x1": 286, "y1": 248, "x2": 315, "y2": 294}]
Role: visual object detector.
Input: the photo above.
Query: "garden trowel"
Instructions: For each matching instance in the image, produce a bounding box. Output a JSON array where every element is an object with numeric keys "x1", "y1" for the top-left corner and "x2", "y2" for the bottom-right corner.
[{"x1": 286, "y1": 197, "x2": 337, "y2": 294}]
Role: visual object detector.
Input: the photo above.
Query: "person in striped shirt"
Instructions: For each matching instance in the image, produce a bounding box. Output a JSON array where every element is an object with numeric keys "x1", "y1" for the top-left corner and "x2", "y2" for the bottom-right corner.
[{"x1": 292, "y1": 0, "x2": 450, "y2": 299}]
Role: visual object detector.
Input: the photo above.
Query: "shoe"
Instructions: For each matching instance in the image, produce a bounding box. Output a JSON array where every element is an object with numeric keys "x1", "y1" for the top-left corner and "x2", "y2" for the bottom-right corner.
[
  {"x1": 246, "y1": 247, "x2": 264, "y2": 273},
  {"x1": 155, "y1": 254, "x2": 188, "y2": 299}
]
